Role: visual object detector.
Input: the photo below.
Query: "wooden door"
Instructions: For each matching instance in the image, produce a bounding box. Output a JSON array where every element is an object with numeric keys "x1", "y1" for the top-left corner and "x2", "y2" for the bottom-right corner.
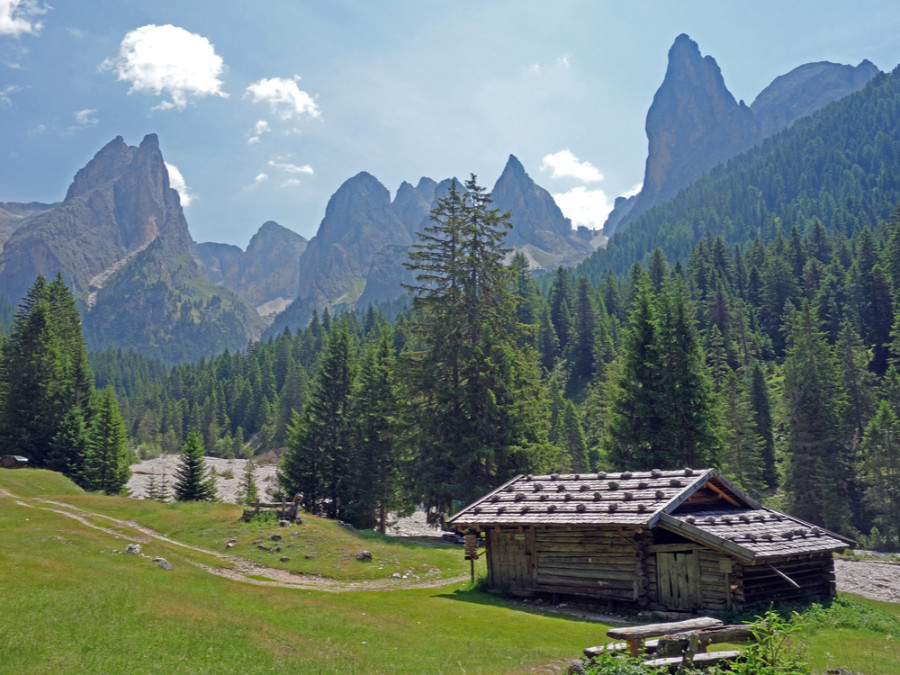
[
  {"x1": 657, "y1": 550, "x2": 701, "y2": 611},
  {"x1": 490, "y1": 531, "x2": 532, "y2": 592}
]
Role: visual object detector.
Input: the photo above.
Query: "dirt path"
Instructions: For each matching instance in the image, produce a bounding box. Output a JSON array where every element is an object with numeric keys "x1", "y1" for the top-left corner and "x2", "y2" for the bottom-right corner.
[{"x1": 1, "y1": 488, "x2": 469, "y2": 592}]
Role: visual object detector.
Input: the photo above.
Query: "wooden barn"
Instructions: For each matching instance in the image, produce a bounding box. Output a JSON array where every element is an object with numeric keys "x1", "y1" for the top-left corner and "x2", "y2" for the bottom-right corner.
[{"x1": 448, "y1": 468, "x2": 852, "y2": 613}]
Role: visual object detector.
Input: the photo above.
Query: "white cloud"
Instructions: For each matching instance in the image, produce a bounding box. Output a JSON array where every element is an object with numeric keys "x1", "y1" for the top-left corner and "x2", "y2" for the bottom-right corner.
[
  {"x1": 281, "y1": 178, "x2": 302, "y2": 188},
  {"x1": 541, "y1": 149, "x2": 604, "y2": 183},
  {"x1": 247, "y1": 119, "x2": 270, "y2": 144},
  {"x1": 245, "y1": 75, "x2": 319, "y2": 120},
  {"x1": 267, "y1": 159, "x2": 313, "y2": 175},
  {"x1": 103, "y1": 24, "x2": 227, "y2": 111},
  {"x1": 552, "y1": 187, "x2": 614, "y2": 230},
  {"x1": 0, "y1": 83, "x2": 20, "y2": 105},
  {"x1": 245, "y1": 173, "x2": 269, "y2": 190},
  {"x1": 0, "y1": 0, "x2": 48, "y2": 37},
  {"x1": 165, "y1": 162, "x2": 195, "y2": 206},
  {"x1": 623, "y1": 182, "x2": 643, "y2": 198},
  {"x1": 73, "y1": 108, "x2": 98, "y2": 127}
]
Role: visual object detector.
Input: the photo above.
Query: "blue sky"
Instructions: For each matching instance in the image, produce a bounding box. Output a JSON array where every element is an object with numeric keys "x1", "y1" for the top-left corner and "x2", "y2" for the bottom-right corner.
[{"x1": 2, "y1": 1, "x2": 899, "y2": 247}]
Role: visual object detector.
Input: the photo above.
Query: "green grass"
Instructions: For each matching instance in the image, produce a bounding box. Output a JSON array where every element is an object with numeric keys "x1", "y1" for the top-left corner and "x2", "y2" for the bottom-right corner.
[
  {"x1": 4, "y1": 469, "x2": 899, "y2": 674},
  {"x1": 0, "y1": 469, "x2": 610, "y2": 673},
  {"x1": 39, "y1": 484, "x2": 469, "y2": 582}
]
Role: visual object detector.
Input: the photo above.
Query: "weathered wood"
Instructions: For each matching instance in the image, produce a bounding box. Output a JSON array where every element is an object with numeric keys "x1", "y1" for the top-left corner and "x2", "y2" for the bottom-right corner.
[
  {"x1": 642, "y1": 649, "x2": 742, "y2": 670},
  {"x1": 607, "y1": 617, "x2": 723, "y2": 641},
  {"x1": 584, "y1": 639, "x2": 660, "y2": 657}
]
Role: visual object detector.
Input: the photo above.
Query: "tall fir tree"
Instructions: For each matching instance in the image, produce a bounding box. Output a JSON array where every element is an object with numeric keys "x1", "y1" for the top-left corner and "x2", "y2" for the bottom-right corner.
[
  {"x1": 403, "y1": 176, "x2": 556, "y2": 521},
  {"x1": 279, "y1": 322, "x2": 356, "y2": 519},
  {"x1": 782, "y1": 301, "x2": 850, "y2": 532},
  {"x1": 859, "y1": 402, "x2": 900, "y2": 547}
]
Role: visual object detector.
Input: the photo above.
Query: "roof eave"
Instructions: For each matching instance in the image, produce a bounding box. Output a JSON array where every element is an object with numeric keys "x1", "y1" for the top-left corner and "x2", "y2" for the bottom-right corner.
[{"x1": 657, "y1": 512, "x2": 757, "y2": 563}]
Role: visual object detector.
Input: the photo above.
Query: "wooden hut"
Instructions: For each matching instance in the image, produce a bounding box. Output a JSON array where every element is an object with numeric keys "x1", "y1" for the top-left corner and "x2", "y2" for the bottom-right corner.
[
  {"x1": 0, "y1": 455, "x2": 29, "y2": 469},
  {"x1": 448, "y1": 468, "x2": 852, "y2": 613}
]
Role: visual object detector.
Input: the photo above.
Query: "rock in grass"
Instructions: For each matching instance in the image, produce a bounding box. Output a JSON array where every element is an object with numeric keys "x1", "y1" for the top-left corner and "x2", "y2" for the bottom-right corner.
[
  {"x1": 279, "y1": 519, "x2": 290, "y2": 527},
  {"x1": 154, "y1": 557, "x2": 173, "y2": 570},
  {"x1": 124, "y1": 544, "x2": 142, "y2": 555},
  {"x1": 280, "y1": 556, "x2": 290, "y2": 562},
  {"x1": 356, "y1": 550, "x2": 373, "y2": 561}
]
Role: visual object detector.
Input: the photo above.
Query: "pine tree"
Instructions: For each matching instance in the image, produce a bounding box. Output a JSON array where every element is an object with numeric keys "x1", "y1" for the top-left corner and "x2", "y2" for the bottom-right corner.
[
  {"x1": 748, "y1": 360, "x2": 777, "y2": 489},
  {"x1": 279, "y1": 322, "x2": 356, "y2": 518},
  {"x1": 347, "y1": 328, "x2": 410, "y2": 532},
  {"x1": 174, "y1": 431, "x2": 217, "y2": 502},
  {"x1": 0, "y1": 274, "x2": 97, "y2": 473},
  {"x1": 238, "y1": 458, "x2": 260, "y2": 506},
  {"x1": 83, "y1": 386, "x2": 131, "y2": 495},
  {"x1": 403, "y1": 176, "x2": 556, "y2": 521},
  {"x1": 859, "y1": 402, "x2": 900, "y2": 547},
  {"x1": 782, "y1": 301, "x2": 850, "y2": 531}
]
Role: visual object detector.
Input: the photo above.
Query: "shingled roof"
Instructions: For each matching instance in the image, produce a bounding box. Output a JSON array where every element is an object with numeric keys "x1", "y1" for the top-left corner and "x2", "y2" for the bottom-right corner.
[{"x1": 448, "y1": 468, "x2": 851, "y2": 562}]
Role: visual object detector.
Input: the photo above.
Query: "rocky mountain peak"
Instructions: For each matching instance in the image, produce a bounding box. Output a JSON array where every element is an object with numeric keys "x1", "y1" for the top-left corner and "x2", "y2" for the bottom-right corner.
[{"x1": 603, "y1": 36, "x2": 880, "y2": 238}]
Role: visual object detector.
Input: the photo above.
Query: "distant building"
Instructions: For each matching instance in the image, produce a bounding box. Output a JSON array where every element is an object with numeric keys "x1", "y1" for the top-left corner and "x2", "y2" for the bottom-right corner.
[
  {"x1": 0, "y1": 455, "x2": 29, "y2": 469},
  {"x1": 449, "y1": 468, "x2": 851, "y2": 613}
]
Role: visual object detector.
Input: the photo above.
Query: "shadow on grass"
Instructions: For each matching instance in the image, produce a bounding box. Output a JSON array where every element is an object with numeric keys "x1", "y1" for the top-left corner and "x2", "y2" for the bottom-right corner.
[{"x1": 434, "y1": 587, "x2": 607, "y2": 625}]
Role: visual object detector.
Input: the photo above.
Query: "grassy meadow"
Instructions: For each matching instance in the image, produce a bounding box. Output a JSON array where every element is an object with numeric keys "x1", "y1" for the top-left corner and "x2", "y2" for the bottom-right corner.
[{"x1": 2, "y1": 468, "x2": 898, "y2": 674}]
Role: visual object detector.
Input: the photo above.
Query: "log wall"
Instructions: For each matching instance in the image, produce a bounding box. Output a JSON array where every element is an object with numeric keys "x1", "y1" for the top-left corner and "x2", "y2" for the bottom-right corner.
[{"x1": 738, "y1": 554, "x2": 835, "y2": 606}]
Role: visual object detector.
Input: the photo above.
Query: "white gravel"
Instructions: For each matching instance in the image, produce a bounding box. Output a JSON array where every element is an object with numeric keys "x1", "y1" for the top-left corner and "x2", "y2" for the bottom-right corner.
[{"x1": 127, "y1": 455, "x2": 279, "y2": 504}]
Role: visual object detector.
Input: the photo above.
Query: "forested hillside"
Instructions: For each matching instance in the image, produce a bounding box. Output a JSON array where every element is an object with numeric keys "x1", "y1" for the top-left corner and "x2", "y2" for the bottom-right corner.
[{"x1": 580, "y1": 65, "x2": 900, "y2": 282}]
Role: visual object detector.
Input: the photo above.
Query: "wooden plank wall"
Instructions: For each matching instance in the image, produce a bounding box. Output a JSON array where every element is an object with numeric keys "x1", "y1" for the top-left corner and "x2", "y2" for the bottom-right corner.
[
  {"x1": 739, "y1": 554, "x2": 836, "y2": 606},
  {"x1": 530, "y1": 528, "x2": 651, "y2": 605}
]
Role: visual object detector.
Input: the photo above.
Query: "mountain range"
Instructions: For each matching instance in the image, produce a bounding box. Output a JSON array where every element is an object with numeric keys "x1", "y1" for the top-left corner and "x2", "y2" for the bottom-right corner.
[{"x1": 0, "y1": 34, "x2": 890, "y2": 361}]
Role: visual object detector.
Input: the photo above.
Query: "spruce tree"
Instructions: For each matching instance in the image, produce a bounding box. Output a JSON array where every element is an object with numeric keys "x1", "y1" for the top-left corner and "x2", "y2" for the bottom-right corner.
[
  {"x1": 174, "y1": 431, "x2": 217, "y2": 502},
  {"x1": 782, "y1": 301, "x2": 850, "y2": 531},
  {"x1": 238, "y1": 458, "x2": 260, "y2": 506},
  {"x1": 83, "y1": 386, "x2": 131, "y2": 495},
  {"x1": 859, "y1": 402, "x2": 900, "y2": 547},
  {"x1": 279, "y1": 322, "x2": 356, "y2": 518},
  {"x1": 347, "y1": 328, "x2": 409, "y2": 532},
  {"x1": 403, "y1": 176, "x2": 556, "y2": 521}
]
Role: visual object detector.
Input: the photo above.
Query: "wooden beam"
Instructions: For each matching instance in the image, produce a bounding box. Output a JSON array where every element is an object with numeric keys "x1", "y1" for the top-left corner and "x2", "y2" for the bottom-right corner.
[
  {"x1": 767, "y1": 564, "x2": 801, "y2": 589},
  {"x1": 705, "y1": 481, "x2": 742, "y2": 507},
  {"x1": 657, "y1": 513, "x2": 755, "y2": 563}
]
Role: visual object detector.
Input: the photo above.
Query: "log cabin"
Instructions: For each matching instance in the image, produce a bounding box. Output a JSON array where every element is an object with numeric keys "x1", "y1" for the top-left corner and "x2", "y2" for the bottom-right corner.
[{"x1": 447, "y1": 468, "x2": 852, "y2": 613}]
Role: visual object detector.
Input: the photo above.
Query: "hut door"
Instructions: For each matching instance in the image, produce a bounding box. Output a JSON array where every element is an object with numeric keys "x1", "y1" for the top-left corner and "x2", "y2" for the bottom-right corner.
[
  {"x1": 657, "y1": 550, "x2": 701, "y2": 611},
  {"x1": 491, "y1": 531, "x2": 532, "y2": 592}
]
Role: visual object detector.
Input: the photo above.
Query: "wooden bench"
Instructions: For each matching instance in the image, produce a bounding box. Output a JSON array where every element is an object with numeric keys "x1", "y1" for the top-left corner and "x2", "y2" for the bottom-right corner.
[{"x1": 603, "y1": 617, "x2": 724, "y2": 657}]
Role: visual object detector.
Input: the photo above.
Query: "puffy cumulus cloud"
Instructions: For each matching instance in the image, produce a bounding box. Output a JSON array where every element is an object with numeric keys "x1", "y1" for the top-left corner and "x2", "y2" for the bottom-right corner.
[
  {"x1": 0, "y1": 0, "x2": 49, "y2": 37},
  {"x1": 267, "y1": 159, "x2": 313, "y2": 175},
  {"x1": 103, "y1": 24, "x2": 227, "y2": 111},
  {"x1": 552, "y1": 186, "x2": 614, "y2": 230},
  {"x1": 247, "y1": 119, "x2": 270, "y2": 144},
  {"x1": 165, "y1": 162, "x2": 195, "y2": 206},
  {"x1": 541, "y1": 149, "x2": 604, "y2": 183},
  {"x1": 245, "y1": 75, "x2": 319, "y2": 121},
  {"x1": 73, "y1": 108, "x2": 98, "y2": 127}
]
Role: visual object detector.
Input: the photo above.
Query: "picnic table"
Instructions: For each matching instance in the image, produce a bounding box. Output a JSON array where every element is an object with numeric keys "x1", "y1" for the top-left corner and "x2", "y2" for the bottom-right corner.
[{"x1": 605, "y1": 617, "x2": 724, "y2": 657}]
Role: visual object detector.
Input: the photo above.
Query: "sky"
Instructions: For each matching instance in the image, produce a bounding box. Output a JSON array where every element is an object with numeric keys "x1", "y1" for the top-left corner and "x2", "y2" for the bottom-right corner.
[{"x1": 2, "y1": 1, "x2": 900, "y2": 248}]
